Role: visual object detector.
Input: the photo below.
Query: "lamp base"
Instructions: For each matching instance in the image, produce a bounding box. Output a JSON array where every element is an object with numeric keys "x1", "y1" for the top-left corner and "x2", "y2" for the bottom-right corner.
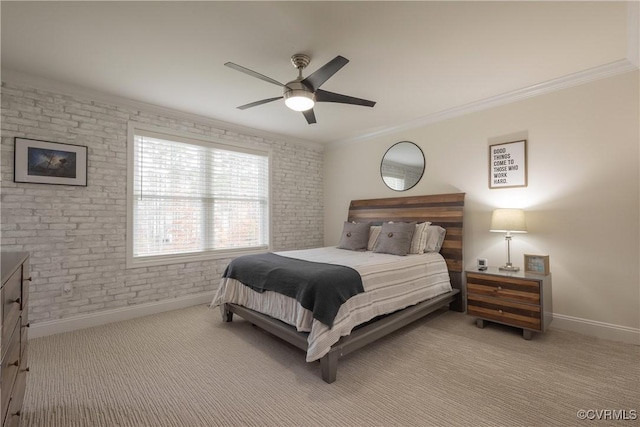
[{"x1": 499, "y1": 265, "x2": 520, "y2": 272}]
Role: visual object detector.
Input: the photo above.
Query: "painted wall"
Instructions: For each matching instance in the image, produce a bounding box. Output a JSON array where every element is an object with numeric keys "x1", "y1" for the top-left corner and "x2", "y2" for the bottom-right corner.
[
  {"x1": 324, "y1": 71, "x2": 639, "y2": 335},
  {"x1": 1, "y1": 81, "x2": 324, "y2": 325}
]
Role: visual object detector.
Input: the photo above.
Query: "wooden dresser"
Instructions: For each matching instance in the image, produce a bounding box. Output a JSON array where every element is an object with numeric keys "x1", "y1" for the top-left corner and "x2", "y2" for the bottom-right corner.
[
  {"x1": 466, "y1": 267, "x2": 552, "y2": 339},
  {"x1": 1, "y1": 252, "x2": 30, "y2": 427}
]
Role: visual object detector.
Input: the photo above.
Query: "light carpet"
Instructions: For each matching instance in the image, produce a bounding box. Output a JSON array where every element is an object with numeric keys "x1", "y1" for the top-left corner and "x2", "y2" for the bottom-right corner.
[{"x1": 22, "y1": 304, "x2": 639, "y2": 427}]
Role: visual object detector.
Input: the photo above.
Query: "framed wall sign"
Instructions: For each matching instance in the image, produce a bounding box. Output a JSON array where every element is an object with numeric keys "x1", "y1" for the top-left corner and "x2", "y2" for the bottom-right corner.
[
  {"x1": 14, "y1": 137, "x2": 88, "y2": 186},
  {"x1": 489, "y1": 139, "x2": 527, "y2": 189},
  {"x1": 524, "y1": 254, "x2": 550, "y2": 275}
]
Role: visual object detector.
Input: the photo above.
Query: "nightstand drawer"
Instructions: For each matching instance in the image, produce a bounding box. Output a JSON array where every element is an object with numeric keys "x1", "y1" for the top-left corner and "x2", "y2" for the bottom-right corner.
[
  {"x1": 467, "y1": 294, "x2": 541, "y2": 331},
  {"x1": 467, "y1": 283, "x2": 540, "y2": 304},
  {"x1": 467, "y1": 273, "x2": 540, "y2": 304}
]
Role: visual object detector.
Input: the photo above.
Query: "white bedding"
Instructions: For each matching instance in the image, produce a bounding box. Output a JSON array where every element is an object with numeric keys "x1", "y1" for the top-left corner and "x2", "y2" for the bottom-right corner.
[{"x1": 210, "y1": 246, "x2": 452, "y2": 362}]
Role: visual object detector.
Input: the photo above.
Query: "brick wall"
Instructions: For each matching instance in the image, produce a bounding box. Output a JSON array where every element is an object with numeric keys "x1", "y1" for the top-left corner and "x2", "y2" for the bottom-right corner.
[{"x1": 1, "y1": 81, "x2": 324, "y2": 324}]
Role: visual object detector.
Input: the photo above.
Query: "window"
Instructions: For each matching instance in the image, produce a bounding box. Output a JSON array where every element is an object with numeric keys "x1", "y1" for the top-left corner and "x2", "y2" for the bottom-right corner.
[
  {"x1": 381, "y1": 175, "x2": 405, "y2": 191},
  {"x1": 127, "y1": 125, "x2": 270, "y2": 267}
]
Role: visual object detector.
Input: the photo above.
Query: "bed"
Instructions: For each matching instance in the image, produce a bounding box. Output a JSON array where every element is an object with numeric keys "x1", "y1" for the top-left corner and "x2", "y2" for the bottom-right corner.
[{"x1": 211, "y1": 193, "x2": 465, "y2": 383}]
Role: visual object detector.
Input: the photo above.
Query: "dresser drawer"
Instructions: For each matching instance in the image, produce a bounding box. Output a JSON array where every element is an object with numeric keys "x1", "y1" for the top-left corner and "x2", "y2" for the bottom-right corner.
[
  {"x1": 1, "y1": 321, "x2": 21, "y2": 424},
  {"x1": 4, "y1": 361, "x2": 27, "y2": 427},
  {"x1": 1, "y1": 269, "x2": 21, "y2": 361},
  {"x1": 467, "y1": 293, "x2": 541, "y2": 331},
  {"x1": 20, "y1": 259, "x2": 29, "y2": 328},
  {"x1": 20, "y1": 316, "x2": 28, "y2": 360},
  {"x1": 1, "y1": 252, "x2": 29, "y2": 427}
]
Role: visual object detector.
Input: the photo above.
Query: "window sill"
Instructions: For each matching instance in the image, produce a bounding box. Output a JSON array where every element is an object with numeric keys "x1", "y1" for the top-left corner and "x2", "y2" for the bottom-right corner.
[{"x1": 126, "y1": 247, "x2": 269, "y2": 270}]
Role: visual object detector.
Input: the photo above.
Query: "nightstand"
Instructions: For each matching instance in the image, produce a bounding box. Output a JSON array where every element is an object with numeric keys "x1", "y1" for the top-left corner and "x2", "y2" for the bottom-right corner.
[{"x1": 466, "y1": 267, "x2": 552, "y2": 339}]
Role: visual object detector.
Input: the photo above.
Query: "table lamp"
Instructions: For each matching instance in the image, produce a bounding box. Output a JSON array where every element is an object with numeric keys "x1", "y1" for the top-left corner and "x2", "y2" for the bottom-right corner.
[{"x1": 490, "y1": 208, "x2": 527, "y2": 272}]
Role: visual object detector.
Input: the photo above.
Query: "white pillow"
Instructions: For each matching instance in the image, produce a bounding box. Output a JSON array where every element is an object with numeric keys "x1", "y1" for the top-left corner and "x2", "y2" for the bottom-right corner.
[
  {"x1": 367, "y1": 226, "x2": 382, "y2": 251},
  {"x1": 409, "y1": 222, "x2": 431, "y2": 254},
  {"x1": 424, "y1": 225, "x2": 447, "y2": 253}
]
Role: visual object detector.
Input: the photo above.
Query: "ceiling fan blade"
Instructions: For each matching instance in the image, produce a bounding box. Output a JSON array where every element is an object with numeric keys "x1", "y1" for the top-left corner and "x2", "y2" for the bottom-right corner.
[
  {"x1": 302, "y1": 109, "x2": 316, "y2": 124},
  {"x1": 225, "y1": 62, "x2": 286, "y2": 88},
  {"x1": 237, "y1": 96, "x2": 283, "y2": 110},
  {"x1": 301, "y1": 55, "x2": 349, "y2": 91},
  {"x1": 315, "y1": 89, "x2": 376, "y2": 107}
]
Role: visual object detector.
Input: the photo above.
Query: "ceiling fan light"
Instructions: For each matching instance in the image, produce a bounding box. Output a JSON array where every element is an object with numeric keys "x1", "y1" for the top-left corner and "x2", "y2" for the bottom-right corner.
[{"x1": 284, "y1": 89, "x2": 315, "y2": 112}]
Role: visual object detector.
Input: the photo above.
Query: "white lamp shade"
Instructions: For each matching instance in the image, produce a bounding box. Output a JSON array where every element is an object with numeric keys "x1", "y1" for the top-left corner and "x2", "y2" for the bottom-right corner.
[{"x1": 490, "y1": 208, "x2": 527, "y2": 233}]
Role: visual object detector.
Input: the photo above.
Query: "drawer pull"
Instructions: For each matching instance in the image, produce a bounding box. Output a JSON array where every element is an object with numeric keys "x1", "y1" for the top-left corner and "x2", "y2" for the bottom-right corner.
[
  {"x1": 25, "y1": 277, "x2": 32, "y2": 281},
  {"x1": 12, "y1": 410, "x2": 21, "y2": 417},
  {"x1": 23, "y1": 322, "x2": 30, "y2": 328},
  {"x1": 497, "y1": 286, "x2": 502, "y2": 291},
  {"x1": 9, "y1": 359, "x2": 19, "y2": 367},
  {"x1": 498, "y1": 309, "x2": 503, "y2": 314},
  {"x1": 21, "y1": 367, "x2": 30, "y2": 373},
  {"x1": 12, "y1": 297, "x2": 21, "y2": 305}
]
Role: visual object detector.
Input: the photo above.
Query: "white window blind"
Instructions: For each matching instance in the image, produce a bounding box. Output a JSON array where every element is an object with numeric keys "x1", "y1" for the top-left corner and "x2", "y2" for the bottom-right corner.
[
  {"x1": 132, "y1": 130, "x2": 269, "y2": 260},
  {"x1": 382, "y1": 175, "x2": 405, "y2": 191}
]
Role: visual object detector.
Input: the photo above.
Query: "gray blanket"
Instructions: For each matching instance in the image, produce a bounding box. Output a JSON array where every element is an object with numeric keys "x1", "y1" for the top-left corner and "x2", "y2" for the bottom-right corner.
[{"x1": 222, "y1": 253, "x2": 364, "y2": 328}]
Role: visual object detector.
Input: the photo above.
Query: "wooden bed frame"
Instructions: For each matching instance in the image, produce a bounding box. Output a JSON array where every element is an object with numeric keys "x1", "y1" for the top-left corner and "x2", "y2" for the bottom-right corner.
[{"x1": 223, "y1": 193, "x2": 465, "y2": 383}]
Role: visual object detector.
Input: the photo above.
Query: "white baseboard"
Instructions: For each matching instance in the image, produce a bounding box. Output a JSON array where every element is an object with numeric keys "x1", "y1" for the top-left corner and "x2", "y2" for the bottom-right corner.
[
  {"x1": 551, "y1": 313, "x2": 640, "y2": 346},
  {"x1": 30, "y1": 295, "x2": 640, "y2": 346},
  {"x1": 29, "y1": 292, "x2": 215, "y2": 339}
]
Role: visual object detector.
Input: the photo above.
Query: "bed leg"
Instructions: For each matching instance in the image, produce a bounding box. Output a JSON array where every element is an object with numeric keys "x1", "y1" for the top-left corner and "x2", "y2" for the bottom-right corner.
[
  {"x1": 222, "y1": 305, "x2": 233, "y2": 322},
  {"x1": 320, "y1": 351, "x2": 338, "y2": 384}
]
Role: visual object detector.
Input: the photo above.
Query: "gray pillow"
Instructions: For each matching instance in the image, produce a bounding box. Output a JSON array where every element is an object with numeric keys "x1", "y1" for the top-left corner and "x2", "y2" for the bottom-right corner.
[
  {"x1": 373, "y1": 222, "x2": 416, "y2": 256},
  {"x1": 337, "y1": 222, "x2": 370, "y2": 251}
]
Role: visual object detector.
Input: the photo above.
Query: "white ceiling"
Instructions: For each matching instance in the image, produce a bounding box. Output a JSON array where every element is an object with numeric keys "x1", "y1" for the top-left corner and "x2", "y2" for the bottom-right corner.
[{"x1": 1, "y1": 2, "x2": 634, "y2": 145}]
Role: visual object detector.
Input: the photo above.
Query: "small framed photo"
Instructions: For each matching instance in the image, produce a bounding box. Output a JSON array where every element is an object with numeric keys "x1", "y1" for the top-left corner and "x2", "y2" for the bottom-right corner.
[
  {"x1": 524, "y1": 254, "x2": 550, "y2": 275},
  {"x1": 14, "y1": 137, "x2": 87, "y2": 186}
]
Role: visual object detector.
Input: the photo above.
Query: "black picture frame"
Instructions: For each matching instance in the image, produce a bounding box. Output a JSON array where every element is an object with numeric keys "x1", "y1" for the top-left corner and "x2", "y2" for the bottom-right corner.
[{"x1": 14, "y1": 137, "x2": 88, "y2": 186}]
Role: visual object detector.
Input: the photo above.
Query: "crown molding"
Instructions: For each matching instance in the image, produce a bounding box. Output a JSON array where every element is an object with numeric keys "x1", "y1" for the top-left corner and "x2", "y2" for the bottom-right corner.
[
  {"x1": 330, "y1": 3, "x2": 640, "y2": 147},
  {"x1": 329, "y1": 59, "x2": 638, "y2": 147},
  {"x1": 1, "y1": 69, "x2": 324, "y2": 151}
]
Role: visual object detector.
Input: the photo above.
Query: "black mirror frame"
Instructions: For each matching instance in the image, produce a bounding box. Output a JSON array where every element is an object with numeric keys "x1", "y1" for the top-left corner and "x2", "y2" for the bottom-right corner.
[{"x1": 380, "y1": 141, "x2": 425, "y2": 192}]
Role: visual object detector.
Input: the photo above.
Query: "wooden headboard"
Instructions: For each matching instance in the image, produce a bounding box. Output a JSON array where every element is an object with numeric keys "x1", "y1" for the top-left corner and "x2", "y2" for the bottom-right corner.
[{"x1": 347, "y1": 193, "x2": 465, "y2": 310}]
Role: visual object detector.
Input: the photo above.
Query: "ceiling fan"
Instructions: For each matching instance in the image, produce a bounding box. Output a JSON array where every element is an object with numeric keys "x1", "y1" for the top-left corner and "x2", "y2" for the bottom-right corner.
[{"x1": 224, "y1": 54, "x2": 376, "y2": 124}]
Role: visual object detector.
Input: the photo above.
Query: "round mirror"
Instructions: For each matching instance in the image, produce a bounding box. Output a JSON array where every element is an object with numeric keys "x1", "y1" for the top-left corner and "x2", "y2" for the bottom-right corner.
[{"x1": 380, "y1": 141, "x2": 425, "y2": 191}]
